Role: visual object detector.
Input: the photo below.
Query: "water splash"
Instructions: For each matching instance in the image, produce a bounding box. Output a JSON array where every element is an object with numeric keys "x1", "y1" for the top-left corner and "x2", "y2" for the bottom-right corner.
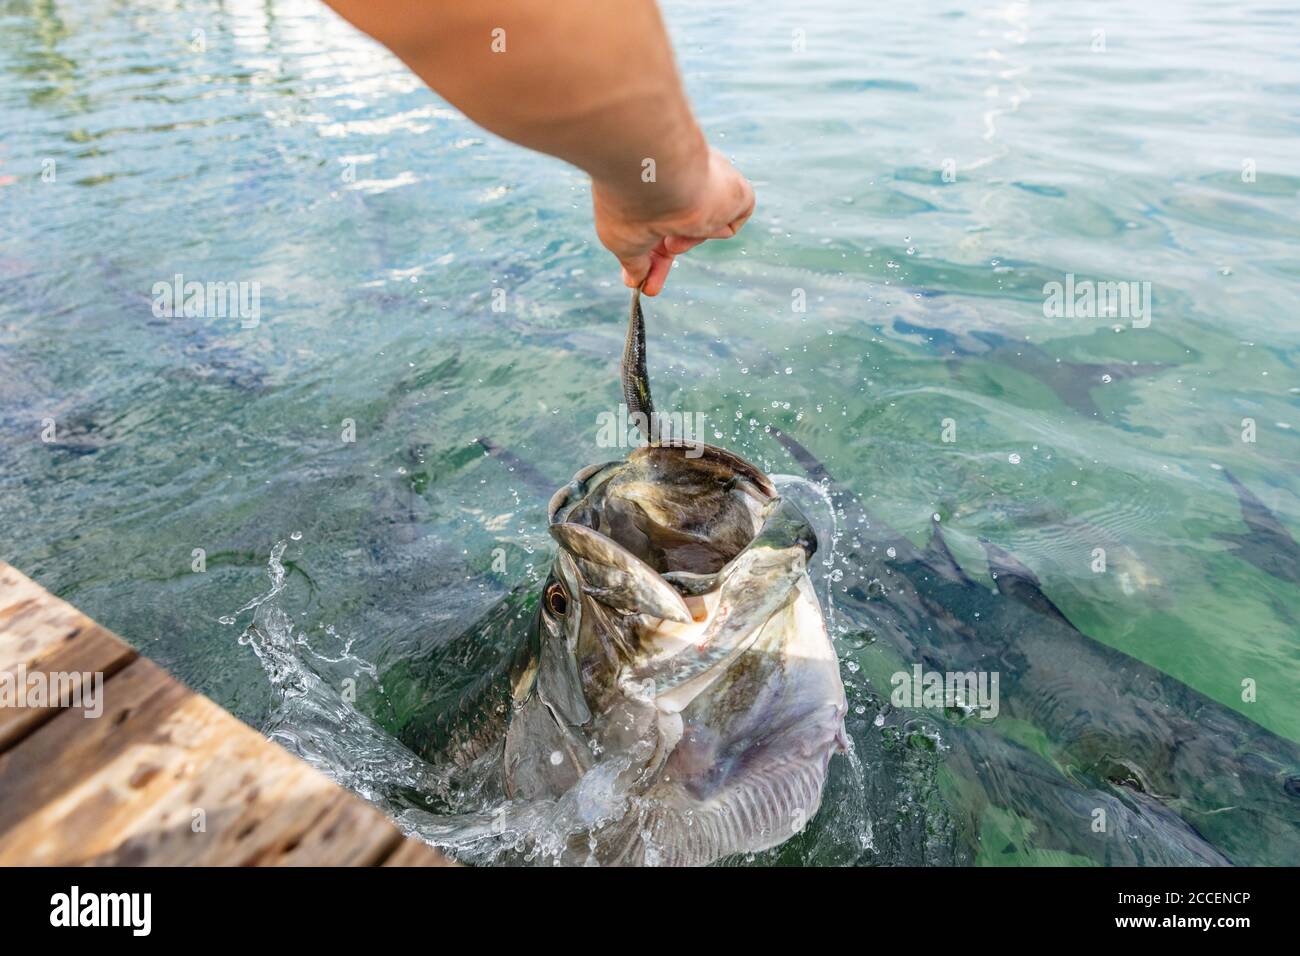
[
  {"x1": 230, "y1": 540, "x2": 450, "y2": 805},
  {"x1": 773, "y1": 473, "x2": 843, "y2": 631}
]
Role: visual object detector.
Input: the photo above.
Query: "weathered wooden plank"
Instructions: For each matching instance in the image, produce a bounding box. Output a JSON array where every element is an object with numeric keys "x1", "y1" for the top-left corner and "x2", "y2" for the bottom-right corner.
[
  {"x1": 0, "y1": 563, "x2": 132, "y2": 674},
  {"x1": 0, "y1": 657, "x2": 405, "y2": 865},
  {"x1": 0, "y1": 565, "x2": 137, "y2": 750},
  {"x1": 0, "y1": 561, "x2": 453, "y2": 867},
  {"x1": 381, "y1": 837, "x2": 457, "y2": 867}
]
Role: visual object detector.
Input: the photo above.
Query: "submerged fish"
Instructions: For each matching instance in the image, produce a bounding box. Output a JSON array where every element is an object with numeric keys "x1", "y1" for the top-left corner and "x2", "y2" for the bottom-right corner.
[
  {"x1": 1216, "y1": 468, "x2": 1300, "y2": 584},
  {"x1": 772, "y1": 429, "x2": 1300, "y2": 866},
  {"x1": 402, "y1": 290, "x2": 848, "y2": 865},
  {"x1": 893, "y1": 318, "x2": 1166, "y2": 422}
]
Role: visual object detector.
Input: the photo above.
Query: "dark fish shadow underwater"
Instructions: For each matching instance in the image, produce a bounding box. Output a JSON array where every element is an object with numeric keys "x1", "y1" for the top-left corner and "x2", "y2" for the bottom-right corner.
[{"x1": 768, "y1": 428, "x2": 1300, "y2": 866}]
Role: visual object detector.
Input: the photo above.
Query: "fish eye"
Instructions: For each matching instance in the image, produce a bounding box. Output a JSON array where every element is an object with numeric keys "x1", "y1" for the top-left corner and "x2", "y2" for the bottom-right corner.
[{"x1": 545, "y1": 582, "x2": 568, "y2": 616}]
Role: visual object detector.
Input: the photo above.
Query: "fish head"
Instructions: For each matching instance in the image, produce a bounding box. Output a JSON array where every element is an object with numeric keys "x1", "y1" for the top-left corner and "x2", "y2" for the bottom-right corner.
[{"x1": 508, "y1": 441, "x2": 847, "y2": 863}]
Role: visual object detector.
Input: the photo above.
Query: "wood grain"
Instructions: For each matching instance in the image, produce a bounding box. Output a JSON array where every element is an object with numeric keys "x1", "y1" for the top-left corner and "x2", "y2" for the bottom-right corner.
[
  {"x1": 0, "y1": 561, "x2": 453, "y2": 867},
  {"x1": 0, "y1": 564, "x2": 136, "y2": 749}
]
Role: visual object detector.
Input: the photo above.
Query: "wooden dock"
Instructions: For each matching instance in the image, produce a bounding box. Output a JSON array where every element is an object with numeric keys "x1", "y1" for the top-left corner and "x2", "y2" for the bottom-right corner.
[{"x1": 0, "y1": 561, "x2": 451, "y2": 866}]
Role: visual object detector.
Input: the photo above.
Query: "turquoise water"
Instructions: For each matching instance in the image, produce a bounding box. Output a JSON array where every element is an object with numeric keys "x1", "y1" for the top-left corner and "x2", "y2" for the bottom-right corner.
[{"x1": 1, "y1": 0, "x2": 1297, "y2": 864}]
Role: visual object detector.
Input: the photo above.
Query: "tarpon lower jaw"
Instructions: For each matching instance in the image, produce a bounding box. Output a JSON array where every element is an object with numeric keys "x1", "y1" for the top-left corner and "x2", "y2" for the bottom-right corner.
[
  {"x1": 613, "y1": 516, "x2": 849, "y2": 866},
  {"x1": 515, "y1": 441, "x2": 848, "y2": 865}
]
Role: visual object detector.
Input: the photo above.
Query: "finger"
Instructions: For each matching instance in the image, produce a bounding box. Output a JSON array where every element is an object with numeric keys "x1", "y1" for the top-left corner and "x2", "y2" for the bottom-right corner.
[
  {"x1": 707, "y1": 201, "x2": 754, "y2": 239},
  {"x1": 641, "y1": 250, "x2": 675, "y2": 296},
  {"x1": 735, "y1": 175, "x2": 756, "y2": 217},
  {"x1": 728, "y1": 202, "x2": 754, "y2": 235},
  {"x1": 726, "y1": 180, "x2": 756, "y2": 234},
  {"x1": 620, "y1": 255, "x2": 650, "y2": 289},
  {"x1": 663, "y1": 235, "x2": 707, "y2": 255}
]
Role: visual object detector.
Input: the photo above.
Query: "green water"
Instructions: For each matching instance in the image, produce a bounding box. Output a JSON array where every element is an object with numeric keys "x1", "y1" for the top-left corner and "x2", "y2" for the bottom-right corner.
[{"x1": 1, "y1": 0, "x2": 1297, "y2": 865}]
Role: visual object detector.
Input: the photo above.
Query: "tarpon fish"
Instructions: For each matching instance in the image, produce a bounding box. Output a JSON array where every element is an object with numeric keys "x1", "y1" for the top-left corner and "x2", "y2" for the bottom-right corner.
[{"x1": 400, "y1": 290, "x2": 848, "y2": 866}]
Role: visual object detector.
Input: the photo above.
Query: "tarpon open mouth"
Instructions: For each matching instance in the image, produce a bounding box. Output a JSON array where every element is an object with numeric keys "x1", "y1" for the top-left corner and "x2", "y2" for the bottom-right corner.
[{"x1": 485, "y1": 290, "x2": 848, "y2": 865}]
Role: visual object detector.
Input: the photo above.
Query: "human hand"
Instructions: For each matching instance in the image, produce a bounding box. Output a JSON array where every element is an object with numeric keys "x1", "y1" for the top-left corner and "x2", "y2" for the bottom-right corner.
[{"x1": 591, "y1": 146, "x2": 755, "y2": 296}]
